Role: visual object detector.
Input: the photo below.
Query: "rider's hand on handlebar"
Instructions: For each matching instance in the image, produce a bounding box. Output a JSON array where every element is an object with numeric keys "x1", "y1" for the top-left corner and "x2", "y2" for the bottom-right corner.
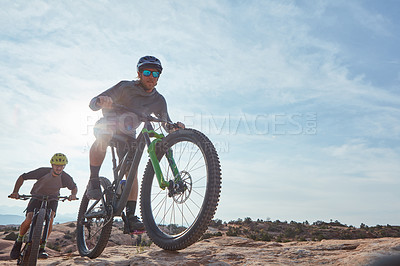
[
  {"x1": 176, "y1": 122, "x2": 185, "y2": 129},
  {"x1": 8, "y1": 192, "x2": 20, "y2": 199},
  {"x1": 166, "y1": 122, "x2": 185, "y2": 132},
  {"x1": 68, "y1": 195, "x2": 78, "y2": 201},
  {"x1": 96, "y1": 96, "x2": 113, "y2": 109}
]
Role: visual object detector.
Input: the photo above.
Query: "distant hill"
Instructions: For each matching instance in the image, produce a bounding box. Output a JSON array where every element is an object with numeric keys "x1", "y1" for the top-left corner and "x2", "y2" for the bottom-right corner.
[
  {"x1": 0, "y1": 214, "x2": 24, "y2": 225},
  {"x1": 0, "y1": 213, "x2": 77, "y2": 226},
  {"x1": 215, "y1": 218, "x2": 400, "y2": 242}
]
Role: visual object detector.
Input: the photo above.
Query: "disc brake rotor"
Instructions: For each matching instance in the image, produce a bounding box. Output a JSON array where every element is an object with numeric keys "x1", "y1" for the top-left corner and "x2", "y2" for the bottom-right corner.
[{"x1": 173, "y1": 171, "x2": 192, "y2": 204}]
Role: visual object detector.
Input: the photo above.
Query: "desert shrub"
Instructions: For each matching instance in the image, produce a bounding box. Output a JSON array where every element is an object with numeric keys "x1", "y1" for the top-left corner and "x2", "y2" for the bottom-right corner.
[
  {"x1": 226, "y1": 226, "x2": 241, "y2": 236},
  {"x1": 4, "y1": 231, "x2": 18, "y2": 241},
  {"x1": 244, "y1": 217, "x2": 252, "y2": 224},
  {"x1": 210, "y1": 219, "x2": 223, "y2": 228},
  {"x1": 249, "y1": 229, "x2": 271, "y2": 242},
  {"x1": 201, "y1": 231, "x2": 223, "y2": 240},
  {"x1": 63, "y1": 233, "x2": 73, "y2": 240},
  {"x1": 67, "y1": 222, "x2": 75, "y2": 228},
  {"x1": 47, "y1": 242, "x2": 61, "y2": 252},
  {"x1": 311, "y1": 232, "x2": 325, "y2": 241},
  {"x1": 134, "y1": 237, "x2": 152, "y2": 247},
  {"x1": 283, "y1": 227, "x2": 297, "y2": 238}
]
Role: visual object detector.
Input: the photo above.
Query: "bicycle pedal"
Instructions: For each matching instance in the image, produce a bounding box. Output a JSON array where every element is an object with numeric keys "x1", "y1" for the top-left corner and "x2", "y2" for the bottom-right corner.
[{"x1": 130, "y1": 230, "x2": 146, "y2": 235}]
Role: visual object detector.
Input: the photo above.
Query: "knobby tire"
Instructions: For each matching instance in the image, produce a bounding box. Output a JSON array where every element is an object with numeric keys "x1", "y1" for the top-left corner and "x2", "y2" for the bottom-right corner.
[
  {"x1": 140, "y1": 128, "x2": 222, "y2": 250},
  {"x1": 22, "y1": 208, "x2": 45, "y2": 266},
  {"x1": 76, "y1": 177, "x2": 113, "y2": 258},
  {"x1": 19, "y1": 243, "x2": 30, "y2": 266}
]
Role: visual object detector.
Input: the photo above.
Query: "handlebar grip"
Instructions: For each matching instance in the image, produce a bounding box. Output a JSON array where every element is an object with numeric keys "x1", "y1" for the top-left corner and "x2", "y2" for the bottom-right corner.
[
  {"x1": 59, "y1": 196, "x2": 79, "y2": 202},
  {"x1": 8, "y1": 194, "x2": 30, "y2": 200}
]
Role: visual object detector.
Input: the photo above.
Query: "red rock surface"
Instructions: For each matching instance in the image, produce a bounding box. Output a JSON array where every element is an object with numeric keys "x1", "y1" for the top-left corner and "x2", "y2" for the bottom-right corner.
[{"x1": 1, "y1": 236, "x2": 400, "y2": 265}]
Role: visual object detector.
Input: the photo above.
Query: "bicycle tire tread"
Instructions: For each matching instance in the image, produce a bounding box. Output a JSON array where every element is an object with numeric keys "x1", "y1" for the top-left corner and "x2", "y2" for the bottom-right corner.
[
  {"x1": 29, "y1": 208, "x2": 46, "y2": 265},
  {"x1": 76, "y1": 177, "x2": 114, "y2": 259},
  {"x1": 141, "y1": 128, "x2": 222, "y2": 250}
]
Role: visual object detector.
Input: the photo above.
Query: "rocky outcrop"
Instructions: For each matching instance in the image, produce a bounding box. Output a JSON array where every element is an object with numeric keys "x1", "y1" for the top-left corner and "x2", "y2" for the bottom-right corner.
[
  {"x1": 2, "y1": 221, "x2": 400, "y2": 265},
  {"x1": 2, "y1": 236, "x2": 400, "y2": 265}
]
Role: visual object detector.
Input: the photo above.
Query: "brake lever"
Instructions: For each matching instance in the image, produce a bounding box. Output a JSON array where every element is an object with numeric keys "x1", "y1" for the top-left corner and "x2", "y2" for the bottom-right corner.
[{"x1": 165, "y1": 123, "x2": 180, "y2": 131}]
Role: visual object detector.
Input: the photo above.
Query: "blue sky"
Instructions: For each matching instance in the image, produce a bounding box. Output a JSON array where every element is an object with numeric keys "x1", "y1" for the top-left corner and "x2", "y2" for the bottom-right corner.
[{"x1": 1, "y1": 0, "x2": 399, "y2": 226}]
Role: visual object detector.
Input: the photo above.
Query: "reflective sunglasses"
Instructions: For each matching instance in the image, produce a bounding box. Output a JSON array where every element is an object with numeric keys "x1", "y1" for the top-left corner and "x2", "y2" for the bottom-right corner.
[{"x1": 142, "y1": 70, "x2": 160, "y2": 78}]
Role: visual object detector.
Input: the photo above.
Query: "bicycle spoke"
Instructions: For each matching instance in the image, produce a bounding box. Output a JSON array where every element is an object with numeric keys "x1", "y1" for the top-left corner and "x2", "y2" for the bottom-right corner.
[
  {"x1": 148, "y1": 140, "x2": 207, "y2": 236},
  {"x1": 77, "y1": 177, "x2": 113, "y2": 258},
  {"x1": 182, "y1": 145, "x2": 201, "y2": 172},
  {"x1": 141, "y1": 129, "x2": 221, "y2": 250},
  {"x1": 152, "y1": 194, "x2": 168, "y2": 221}
]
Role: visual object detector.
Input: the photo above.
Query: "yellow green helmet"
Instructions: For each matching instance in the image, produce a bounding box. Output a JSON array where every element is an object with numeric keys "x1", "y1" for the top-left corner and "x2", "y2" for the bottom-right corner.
[{"x1": 50, "y1": 153, "x2": 68, "y2": 165}]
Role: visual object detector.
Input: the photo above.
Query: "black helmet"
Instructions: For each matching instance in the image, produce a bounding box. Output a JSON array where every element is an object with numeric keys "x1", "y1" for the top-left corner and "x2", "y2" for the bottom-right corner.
[{"x1": 137, "y1": 55, "x2": 163, "y2": 73}]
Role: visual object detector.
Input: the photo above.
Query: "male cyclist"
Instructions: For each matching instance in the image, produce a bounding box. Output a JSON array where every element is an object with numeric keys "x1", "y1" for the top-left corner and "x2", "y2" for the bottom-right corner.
[
  {"x1": 85, "y1": 55, "x2": 184, "y2": 233},
  {"x1": 9, "y1": 153, "x2": 78, "y2": 259}
]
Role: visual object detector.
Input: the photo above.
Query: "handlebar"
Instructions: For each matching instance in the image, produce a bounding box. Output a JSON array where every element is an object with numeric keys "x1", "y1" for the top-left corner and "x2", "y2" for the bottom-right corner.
[
  {"x1": 8, "y1": 194, "x2": 79, "y2": 202},
  {"x1": 111, "y1": 103, "x2": 182, "y2": 131}
]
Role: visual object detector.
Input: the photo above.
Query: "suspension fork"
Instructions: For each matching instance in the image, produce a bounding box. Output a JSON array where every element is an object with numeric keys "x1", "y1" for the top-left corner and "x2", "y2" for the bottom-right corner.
[
  {"x1": 27, "y1": 210, "x2": 38, "y2": 243},
  {"x1": 41, "y1": 208, "x2": 51, "y2": 245},
  {"x1": 28, "y1": 198, "x2": 48, "y2": 243},
  {"x1": 40, "y1": 198, "x2": 50, "y2": 245},
  {"x1": 142, "y1": 128, "x2": 181, "y2": 190},
  {"x1": 166, "y1": 148, "x2": 182, "y2": 182}
]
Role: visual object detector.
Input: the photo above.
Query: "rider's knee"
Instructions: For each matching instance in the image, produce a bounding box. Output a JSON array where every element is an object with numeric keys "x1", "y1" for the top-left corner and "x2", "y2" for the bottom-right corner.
[
  {"x1": 92, "y1": 136, "x2": 112, "y2": 152},
  {"x1": 25, "y1": 212, "x2": 34, "y2": 222}
]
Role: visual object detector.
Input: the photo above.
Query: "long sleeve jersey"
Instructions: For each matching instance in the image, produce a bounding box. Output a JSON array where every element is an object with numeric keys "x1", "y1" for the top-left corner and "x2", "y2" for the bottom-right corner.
[
  {"x1": 89, "y1": 80, "x2": 172, "y2": 123},
  {"x1": 22, "y1": 167, "x2": 77, "y2": 197}
]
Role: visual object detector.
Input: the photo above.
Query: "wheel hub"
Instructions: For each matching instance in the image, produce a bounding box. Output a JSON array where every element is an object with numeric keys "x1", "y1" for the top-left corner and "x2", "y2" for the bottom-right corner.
[{"x1": 168, "y1": 171, "x2": 192, "y2": 204}]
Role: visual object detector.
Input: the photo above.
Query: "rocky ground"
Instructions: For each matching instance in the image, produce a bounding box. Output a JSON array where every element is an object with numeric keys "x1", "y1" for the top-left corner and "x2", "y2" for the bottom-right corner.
[
  {"x1": 2, "y1": 221, "x2": 400, "y2": 265},
  {"x1": 2, "y1": 235, "x2": 400, "y2": 265}
]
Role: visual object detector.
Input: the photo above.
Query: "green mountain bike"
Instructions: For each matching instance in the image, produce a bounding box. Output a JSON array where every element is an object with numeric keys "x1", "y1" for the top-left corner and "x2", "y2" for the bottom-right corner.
[{"x1": 76, "y1": 104, "x2": 222, "y2": 258}]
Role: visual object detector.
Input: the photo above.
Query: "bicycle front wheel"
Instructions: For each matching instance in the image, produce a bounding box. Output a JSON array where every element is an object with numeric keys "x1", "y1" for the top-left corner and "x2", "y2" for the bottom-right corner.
[
  {"x1": 18, "y1": 243, "x2": 30, "y2": 266},
  {"x1": 23, "y1": 208, "x2": 45, "y2": 266},
  {"x1": 76, "y1": 177, "x2": 113, "y2": 258},
  {"x1": 141, "y1": 128, "x2": 222, "y2": 250}
]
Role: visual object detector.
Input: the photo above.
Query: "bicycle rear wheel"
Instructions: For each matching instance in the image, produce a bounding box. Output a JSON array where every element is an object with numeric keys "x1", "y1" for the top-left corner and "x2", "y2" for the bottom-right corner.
[
  {"x1": 76, "y1": 177, "x2": 113, "y2": 258},
  {"x1": 140, "y1": 128, "x2": 222, "y2": 250}
]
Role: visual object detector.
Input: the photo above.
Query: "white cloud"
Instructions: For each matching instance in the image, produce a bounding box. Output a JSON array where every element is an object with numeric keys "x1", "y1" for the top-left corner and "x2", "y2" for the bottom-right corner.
[{"x1": 1, "y1": 0, "x2": 399, "y2": 226}]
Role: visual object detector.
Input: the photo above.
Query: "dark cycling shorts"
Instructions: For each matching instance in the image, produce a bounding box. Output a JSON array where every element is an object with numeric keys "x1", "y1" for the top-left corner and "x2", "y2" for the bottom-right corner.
[
  {"x1": 26, "y1": 198, "x2": 58, "y2": 215},
  {"x1": 93, "y1": 115, "x2": 137, "y2": 140},
  {"x1": 94, "y1": 116, "x2": 137, "y2": 159}
]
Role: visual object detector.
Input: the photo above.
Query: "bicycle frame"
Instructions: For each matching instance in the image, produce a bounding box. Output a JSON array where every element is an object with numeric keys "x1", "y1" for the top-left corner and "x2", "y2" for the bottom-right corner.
[
  {"x1": 38, "y1": 197, "x2": 51, "y2": 248},
  {"x1": 142, "y1": 127, "x2": 182, "y2": 188},
  {"x1": 105, "y1": 119, "x2": 181, "y2": 216}
]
